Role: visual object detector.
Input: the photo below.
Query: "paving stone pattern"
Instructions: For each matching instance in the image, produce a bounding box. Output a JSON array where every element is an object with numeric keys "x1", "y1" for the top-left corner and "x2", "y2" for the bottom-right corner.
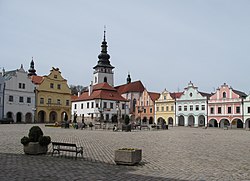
[{"x1": 0, "y1": 124, "x2": 249, "y2": 180}]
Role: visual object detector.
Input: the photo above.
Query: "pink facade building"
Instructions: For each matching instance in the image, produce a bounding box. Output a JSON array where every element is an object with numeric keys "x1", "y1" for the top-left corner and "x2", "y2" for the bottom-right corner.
[{"x1": 208, "y1": 83, "x2": 247, "y2": 128}]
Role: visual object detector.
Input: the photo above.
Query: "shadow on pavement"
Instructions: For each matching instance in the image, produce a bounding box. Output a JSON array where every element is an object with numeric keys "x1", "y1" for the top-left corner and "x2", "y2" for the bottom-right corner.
[{"x1": 0, "y1": 153, "x2": 188, "y2": 181}]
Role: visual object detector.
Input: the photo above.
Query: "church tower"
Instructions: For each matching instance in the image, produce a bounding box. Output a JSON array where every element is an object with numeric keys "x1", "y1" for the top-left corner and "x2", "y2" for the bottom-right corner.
[
  {"x1": 28, "y1": 57, "x2": 37, "y2": 76},
  {"x1": 93, "y1": 29, "x2": 114, "y2": 86}
]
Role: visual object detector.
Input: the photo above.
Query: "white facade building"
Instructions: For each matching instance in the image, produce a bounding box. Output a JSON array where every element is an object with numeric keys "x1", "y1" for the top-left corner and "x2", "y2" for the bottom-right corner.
[
  {"x1": 3, "y1": 65, "x2": 36, "y2": 123},
  {"x1": 243, "y1": 95, "x2": 250, "y2": 129},
  {"x1": 0, "y1": 72, "x2": 4, "y2": 120},
  {"x1": 176, "y1": 82, "x2": 210, "y2": 127},
  {"x1": 71, "y1": 31, "x2": 129, "y2": 124}
]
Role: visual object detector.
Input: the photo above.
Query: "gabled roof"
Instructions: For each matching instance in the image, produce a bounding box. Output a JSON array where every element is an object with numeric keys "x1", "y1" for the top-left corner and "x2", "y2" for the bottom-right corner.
[
  {"x1": 93, "y1": 82, "x2": 116, "y2": 91},
  {"x1": 31, "y1": 75, "x2": 44, "y2": 85},
  {"x1": 115, "y1": 80, "x2": 144, "y2": 94},
  {"x1": 199, "y1": 91, "x2": 212, "y2": 98},
  {"x1": 170, "y1": 92, "x2": 183, "y2": 99},
  {"x1": 148, "y1": 92, "x2": 160, "y2": 101},
  {"x1": 232, "y1": 89, "x2": 247, "y2": 98},
  {"x1": 73, "y1": 82, "x2": 128, "y2": 102}
]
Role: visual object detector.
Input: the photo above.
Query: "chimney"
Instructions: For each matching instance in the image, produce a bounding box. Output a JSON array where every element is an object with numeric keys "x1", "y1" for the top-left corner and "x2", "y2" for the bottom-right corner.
[
  {"x1": 88, "y1": 81, "x2": 93, "y2": 96},
  {"x1": 77, "y1": 91, "x2": 80, "y2": 97}
]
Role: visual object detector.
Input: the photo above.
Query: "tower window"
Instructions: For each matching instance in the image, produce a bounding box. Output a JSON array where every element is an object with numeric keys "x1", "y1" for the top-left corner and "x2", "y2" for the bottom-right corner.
[{"x1": 104, "y1": 77, "x2": 107, "y2": 83}]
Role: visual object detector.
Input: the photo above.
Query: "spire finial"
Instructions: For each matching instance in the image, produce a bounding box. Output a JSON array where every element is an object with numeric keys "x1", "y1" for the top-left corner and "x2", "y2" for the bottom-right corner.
[{"x1": 104, "y1": 25, "x2": 106, "y2": 42}]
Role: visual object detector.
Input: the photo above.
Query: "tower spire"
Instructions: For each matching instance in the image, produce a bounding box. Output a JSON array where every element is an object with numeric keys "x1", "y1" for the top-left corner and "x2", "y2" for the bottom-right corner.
[
  {"x1": 28, "y1": 57, "x2": 37, "y2": 76},
  {"x1": 127, "y1": 72, "x2": 131, "y2": 84},
  {"x1": 93, "y1": 27, "x2": 114, "y2": 70},
  {"x1": 104, "y1": 25, "x2": 106, "y2": 42}
]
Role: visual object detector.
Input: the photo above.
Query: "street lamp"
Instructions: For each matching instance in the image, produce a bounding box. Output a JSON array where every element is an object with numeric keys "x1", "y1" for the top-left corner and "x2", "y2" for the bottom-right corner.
[{"x1": 116, "y1": 101, "x2": 120, "y2": 125}]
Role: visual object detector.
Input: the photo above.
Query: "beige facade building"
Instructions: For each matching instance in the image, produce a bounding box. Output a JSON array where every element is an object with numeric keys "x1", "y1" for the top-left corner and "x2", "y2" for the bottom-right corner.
[
  {"x1": 32, "y1": 67, "x2": 71, "y2": 123},
  {"x1": 155, "y1": 89, "x2": 182, "y2": 126}
]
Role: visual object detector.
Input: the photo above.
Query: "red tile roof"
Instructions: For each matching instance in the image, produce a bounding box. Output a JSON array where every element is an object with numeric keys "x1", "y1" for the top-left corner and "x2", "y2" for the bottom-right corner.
[
  {"x1": 31, "y1": 75, "x2": 44, "y2": 85},
  {"x1": 71, "y1": 95, "x2": 78, "y2": 101},
  {"x1": 115, "y1": 81, "x2": 144, "y2": 94},
  {"x1": 73, "y1": 82, "x2": 128, "y2": 102},
  {"x1": 148, "y1": 92, "x2": 160, "y2": 101},
  {"x1": 170, "y1": 92, "x2": 183, "y2": 99}
]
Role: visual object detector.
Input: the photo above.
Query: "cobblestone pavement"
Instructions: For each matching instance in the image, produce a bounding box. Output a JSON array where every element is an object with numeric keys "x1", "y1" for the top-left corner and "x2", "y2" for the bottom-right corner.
[{"x1": 0, "y1": 124, "x2": 249, "y2": 181}]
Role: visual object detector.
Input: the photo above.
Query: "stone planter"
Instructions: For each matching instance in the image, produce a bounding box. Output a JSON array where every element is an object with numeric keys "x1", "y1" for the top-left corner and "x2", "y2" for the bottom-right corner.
[
  {"x1": 114, "y1": 149, "x2": 142, "y2": 165},
  {"x1": 23, "y1": 142, "x2": 48, "y2": 155}
]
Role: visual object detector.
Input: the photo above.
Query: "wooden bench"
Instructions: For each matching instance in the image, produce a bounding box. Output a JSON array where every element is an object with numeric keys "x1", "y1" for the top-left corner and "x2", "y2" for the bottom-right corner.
[
  {"x1": 52, "y1": 142, "x2": 83, "y2": 159},
  {"x1": 140, "y1": 125, "x2": 150, "y2": 130}
]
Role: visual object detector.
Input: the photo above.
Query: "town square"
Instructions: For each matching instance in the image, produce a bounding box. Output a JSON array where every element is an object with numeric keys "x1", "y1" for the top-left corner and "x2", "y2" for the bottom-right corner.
[
  {"x1": 1, "y1": 1, "x2": 250, "y2": 180},
  {"x1": 0, "y1": 124, "x2": 249, "y2": 180}
]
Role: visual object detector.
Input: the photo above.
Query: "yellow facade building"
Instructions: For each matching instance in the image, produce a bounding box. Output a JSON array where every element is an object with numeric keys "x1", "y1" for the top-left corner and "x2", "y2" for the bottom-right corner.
[
  {"x1": 155, "y1": 89, "x2": 182, "y2": 126},
  {"x1": 32, "y1": 67, "x2": 71, "y2": 123}
]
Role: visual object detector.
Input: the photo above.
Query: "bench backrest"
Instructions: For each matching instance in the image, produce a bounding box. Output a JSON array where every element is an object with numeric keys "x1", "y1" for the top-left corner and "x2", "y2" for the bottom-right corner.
[{"x1": 52, "y1": 142, "x2": 76, "y2": 147}]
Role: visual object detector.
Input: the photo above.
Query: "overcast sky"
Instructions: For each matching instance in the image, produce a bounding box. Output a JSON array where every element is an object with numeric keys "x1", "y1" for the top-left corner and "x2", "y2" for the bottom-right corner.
[{"x1": 1, "y1": 0, "x2": 250, "y2": 94}]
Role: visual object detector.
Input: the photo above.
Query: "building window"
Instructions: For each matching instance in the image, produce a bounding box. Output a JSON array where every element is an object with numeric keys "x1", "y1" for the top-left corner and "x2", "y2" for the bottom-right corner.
[
  {"x1": 96, "y1": 103, "x2": 99, "y2": 108},
  {"x1": 210, "y1": 107, "x2": 214, "y2": 114},
  {"x1": 40, "y1": 98, "x2": 44, "y2": 104},
  {"x1": 18, "y1": 83, "x2": 25, "y2": 89},
  {"x1": 223, "y1": 92, "x2": 226, "y2": 98},
  {"x1": 54, "y1": 75, "x2": 57, "y2": 79},
  {"x1": 164, "y1": 96, "x2": 166, "y2": 100},
  {"x1": 74, "y1": 104, "x2": 77, "y2": 109},
  {"x1": 144, "y1": 108, "x2": 146, "y2": 113},
  {"x1": 50, "y1": 83, "x2": 54, "y2": 88},
  {"x1": 27, "y1": 97, "x2": 31, "y2": 103},
  {"x1": 161, "y1": 107, "x2": 164, "y2": 111},
  {"x1": 48, "y1": 98, "x2": 52, "y2": 104},
  {"x1": 103, "y1": 102, "x2": 107, "y2": 108},
  {"x1": 196, "y1": 105, "x2": 199, "y2": 111},
  {"x1": 201, "y1": 105, "x2": 205, "y2": 111},
  {"x1": 218, "y1": 107, "x2": 222, "y2": 114},
  {"x1": 184, "y1": 106, "x2": 187, "y2": 111},
  {"x1": 171, "y1": 106, "x2": 174, "y2": 111},
  {"x1": 146, "y1": 101, "x2": 149, "y2": 106},
  {"x1": 91, "y1": 102, "x2": 94, "y2": 108},
  {"x1": 66, "y1": 100, "x2": 69, "y2": 106},
  {"x1": 248, "y1": 107, "x2": 250, "y2": 113},
  {"x1": 122, "y1": 104, "x2": 125, "y2": 109},
  {"x1": 9, "y1": 95, "x2": 14, "y2": 102},
  {"x1": 19, "y1": 96, "x2": 24, "y2": 103},
  {"x1": 156, "y1": 107, "x2": 159, "y2": 112},
  {"x1": 57, "y1": 84, "x2": 61, "y2": 89},
  {"x1": 166, "y1": 106, "x2": 169, "y2": 111},
  {"x1": 81, "y1": 103, "x2": 83, "y2": 109},
  {"x1": 150, "y1": 108, "x2": 152, "y2": 113},
  {"x1": 110, "y1": 102, "x2": 113, "y2": 109},
  {"x1": 178, "y1": 106, "x2": 182, "y2": 111},
  {"x1": 190, "y1": 105, "x2": 193, "y2": 111},
  {"x1": 87, "y1": 102, "x2": 90, "y2": 108},
  {"x1": 236, "y1": 106, "x2": 240, "y2": 114},
  {"x1": 57, "y1": 99, "x2": 60, "y2": 105},
  {"x1": 133, "y1": 99, "x2": 136, "y2": 112},
  {"x1": 228, "y1": 107, "x2": 232, "y2": 114}
]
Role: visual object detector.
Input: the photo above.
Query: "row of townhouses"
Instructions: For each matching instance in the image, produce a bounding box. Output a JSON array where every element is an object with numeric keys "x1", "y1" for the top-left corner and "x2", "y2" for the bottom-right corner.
[
  {"x1": 1, "y1": 31, "x2": 250, "y2": 129},
  {"x1": 154, "y1": 82, "x2": 250, "y2": 129},
  {"x1": 0, "y1": 60, "x2": 71, "y2": 123}
]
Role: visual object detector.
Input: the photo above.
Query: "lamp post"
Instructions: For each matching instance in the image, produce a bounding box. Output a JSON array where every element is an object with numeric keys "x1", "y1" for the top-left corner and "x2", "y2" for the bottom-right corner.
[{"x1": 116, "y1": 101, "x2": 120, "y2": 125}]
